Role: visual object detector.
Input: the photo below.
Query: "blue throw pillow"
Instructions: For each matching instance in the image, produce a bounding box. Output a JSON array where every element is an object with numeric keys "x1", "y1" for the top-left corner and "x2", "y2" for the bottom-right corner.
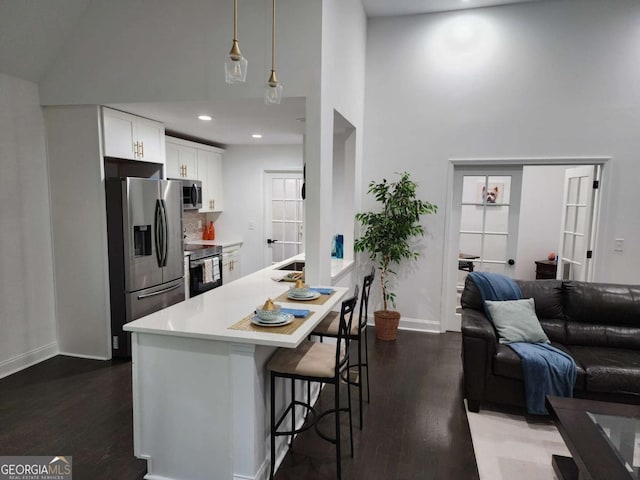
[{"x1": 484, "y1": 298, "x2": 550, "y2": 345}]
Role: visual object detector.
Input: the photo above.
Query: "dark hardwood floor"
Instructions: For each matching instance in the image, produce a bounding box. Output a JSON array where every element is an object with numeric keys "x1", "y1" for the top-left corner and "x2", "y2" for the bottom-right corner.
[
  {"x1": 0, "y1": 330, "x2": 478, "y2": 480},
  {"x1": 275, "y1": 330, "x2": 479, "y2": 480},
  {"x1": 0, "y1": 356, "x2": 146, "y2": 480}
]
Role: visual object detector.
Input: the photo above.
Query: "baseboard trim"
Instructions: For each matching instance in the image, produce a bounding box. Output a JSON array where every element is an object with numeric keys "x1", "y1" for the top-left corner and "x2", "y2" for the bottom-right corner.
[
  {"x1": 366, "y1": 315, "x2": 441, "y2": 334},
  {"x1": 0, "y1": 342, "x2": 59, "y2": 379},
  {"x1": 57, "y1": 351, "x2": 110, "y2": 361}
]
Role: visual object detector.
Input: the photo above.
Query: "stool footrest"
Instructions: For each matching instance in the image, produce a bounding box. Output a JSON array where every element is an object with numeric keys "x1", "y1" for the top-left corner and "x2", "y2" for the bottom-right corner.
[
  {"x1": 273, "y1": 400, "x2": 317, "y2": 438},
  {"x1": 314, "y1": 407, "x2": 350, "y2": 444}
]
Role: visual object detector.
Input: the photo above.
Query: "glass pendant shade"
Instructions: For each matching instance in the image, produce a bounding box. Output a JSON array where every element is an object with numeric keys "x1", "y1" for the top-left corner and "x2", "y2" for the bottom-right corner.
[
  {"x1": 225, "y1": 47, "x2": 248, "y2": 83},
  {"x1": 264, "y1": 82, "x2": 283, "y2": 104},
  {"x1": 264, "y1": 70, "x2": 283, "y2": 104}
]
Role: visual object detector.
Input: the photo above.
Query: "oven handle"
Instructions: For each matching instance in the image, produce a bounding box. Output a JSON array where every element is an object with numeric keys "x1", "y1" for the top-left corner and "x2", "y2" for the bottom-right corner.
[
  {"x1": 137, "y1": 282, "x2": 182, "y2": 300},
  {"x1": 190, "y1": 256, "x2": 221, "y2": 267}
]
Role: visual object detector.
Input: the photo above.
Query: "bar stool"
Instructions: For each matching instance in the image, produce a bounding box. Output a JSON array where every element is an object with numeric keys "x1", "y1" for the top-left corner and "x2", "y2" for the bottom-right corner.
[
  {"x1": 311, "y1": 267, "x2": 374, "y2": 429},
  {"x1": 267, "y1": 286, "x2": 359, "y2": 480}
]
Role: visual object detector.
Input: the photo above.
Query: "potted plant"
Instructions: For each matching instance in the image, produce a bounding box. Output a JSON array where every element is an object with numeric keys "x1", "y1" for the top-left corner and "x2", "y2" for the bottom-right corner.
[{"x1": 354, "y1": 172, "x2": 437, "y2": 340}]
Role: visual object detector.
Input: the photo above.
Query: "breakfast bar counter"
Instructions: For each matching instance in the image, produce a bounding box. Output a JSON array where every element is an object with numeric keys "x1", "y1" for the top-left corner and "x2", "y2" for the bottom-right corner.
[{"x1": 124, "y1": 259, "x2": 349, "y2": 480}]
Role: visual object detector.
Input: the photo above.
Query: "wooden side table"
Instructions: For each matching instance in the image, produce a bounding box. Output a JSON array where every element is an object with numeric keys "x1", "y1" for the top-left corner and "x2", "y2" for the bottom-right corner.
[{"x1": 535, "y1": 260, "x2": 557, "y2": 279}]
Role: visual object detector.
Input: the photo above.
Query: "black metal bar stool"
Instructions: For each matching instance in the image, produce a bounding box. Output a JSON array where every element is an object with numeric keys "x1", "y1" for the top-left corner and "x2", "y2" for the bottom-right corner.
[
  {"x1": 267, "y1": 286, "x2": 359, "y2": 480},
  {"x1": 311, "y1": 267, "x2": 374, "y2": 429}
]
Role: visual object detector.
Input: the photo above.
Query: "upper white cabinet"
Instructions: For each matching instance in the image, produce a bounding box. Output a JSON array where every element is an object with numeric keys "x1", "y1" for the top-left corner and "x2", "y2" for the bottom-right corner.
[
  {"x1": 166, "y1": 142, "x2": 198, "y2": 179},
  {"x1": 165, "y1": 136, "x2": 224, "y2": 212},
  {"x1": 197, "y1": 149, "x2": 224, "y2": 213},
  {"x1": 102, "y1": 107, "x2": 165, "y2": 164}
]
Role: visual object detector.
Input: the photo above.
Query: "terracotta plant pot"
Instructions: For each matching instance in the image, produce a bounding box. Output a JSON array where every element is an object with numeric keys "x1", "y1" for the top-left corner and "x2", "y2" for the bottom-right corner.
[{"x1": 374, "y1": 310, "x2": 401, "y2": 341}]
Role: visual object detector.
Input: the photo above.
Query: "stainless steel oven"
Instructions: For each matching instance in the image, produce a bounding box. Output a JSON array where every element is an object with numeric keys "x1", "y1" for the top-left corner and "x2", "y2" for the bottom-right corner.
[{"x1": 185, "y1": 244, "x2": 223, "y2": 296}]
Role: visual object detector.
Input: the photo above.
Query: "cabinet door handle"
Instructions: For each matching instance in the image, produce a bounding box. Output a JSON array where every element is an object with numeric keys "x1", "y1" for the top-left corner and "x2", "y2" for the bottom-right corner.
[
  {"x1": 133, "y1": 142, "x2": 138, "y2": 157},
  {"x1": 140, "y1": 141, "x2": 144, "y2": 158}
]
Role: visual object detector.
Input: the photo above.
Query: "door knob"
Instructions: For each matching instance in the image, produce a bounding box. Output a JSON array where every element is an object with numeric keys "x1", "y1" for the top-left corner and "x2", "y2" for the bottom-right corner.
[
  {"x1": 508, "y1": 259, "x2": 515, "y2": 266},
  {"x1": 266, "y1": 239, "x2": 278, "y2": 245}
]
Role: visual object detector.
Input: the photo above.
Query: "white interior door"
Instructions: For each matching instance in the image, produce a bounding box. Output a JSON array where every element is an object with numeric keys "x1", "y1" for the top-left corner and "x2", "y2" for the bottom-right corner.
[
  {"x1": 264, "y1": 172, "x2": 304, "y2": 265},
  {"x1": 557, "y1": 166, "x2": 598, "y2": 281},
  {"x1": 447, "y1": 166, "x2": 523, "y2": 331}
]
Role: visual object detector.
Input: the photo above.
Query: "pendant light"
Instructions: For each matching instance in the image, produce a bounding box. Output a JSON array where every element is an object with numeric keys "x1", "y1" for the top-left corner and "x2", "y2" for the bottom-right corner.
[
  {"x1": 264, "y1": 0, "x2": 283, "y2": 104},
  {"x1": 225, "y1": 0, "x2": 248, "y2": 83}
]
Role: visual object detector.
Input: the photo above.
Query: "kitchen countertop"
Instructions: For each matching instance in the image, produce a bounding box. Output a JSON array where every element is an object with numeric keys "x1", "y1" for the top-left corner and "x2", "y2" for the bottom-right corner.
[
  {"x1": 124, "y1": 256, "x2": 348, "y2": 348},
  {"x1": 186, "y1": 238, "x2": 243, "y2": 248}
]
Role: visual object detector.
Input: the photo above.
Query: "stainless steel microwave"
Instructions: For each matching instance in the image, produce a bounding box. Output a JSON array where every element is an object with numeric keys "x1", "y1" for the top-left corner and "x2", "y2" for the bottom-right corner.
[{"x1": 169, "y1": 178, "x2": 202, "y2": 210}]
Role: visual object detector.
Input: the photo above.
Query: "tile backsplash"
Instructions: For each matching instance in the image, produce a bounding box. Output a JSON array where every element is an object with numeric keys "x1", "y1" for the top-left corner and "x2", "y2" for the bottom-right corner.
[{"x1": 183, "y1": 211, "x2": 206, "y2": 241}]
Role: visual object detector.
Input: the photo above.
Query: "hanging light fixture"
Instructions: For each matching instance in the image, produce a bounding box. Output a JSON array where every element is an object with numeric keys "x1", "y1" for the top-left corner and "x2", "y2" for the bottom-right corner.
[
  {"x1": 264, "y1": 0, "x2": 283, "y2": 104},
  {"x1": 225, "y1": 0, "x2": 248, "y2": 83}
]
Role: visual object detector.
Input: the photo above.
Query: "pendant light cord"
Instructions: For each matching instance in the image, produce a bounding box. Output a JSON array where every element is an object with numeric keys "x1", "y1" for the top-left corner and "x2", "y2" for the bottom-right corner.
[
  {"x1": 234, "y1": 0, "x2": 238, "y2": 41},
  {"x1": 271, "y1": 0, "x2": 276, "y2": 71}
]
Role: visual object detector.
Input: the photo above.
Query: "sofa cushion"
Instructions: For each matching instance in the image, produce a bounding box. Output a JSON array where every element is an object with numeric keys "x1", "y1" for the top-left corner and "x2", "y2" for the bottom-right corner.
[
  {"x1": 485, "y1": 298, "x2": 550, "y2": 344},
  {"x1": 493, "y1": 343, "x2": 586, "y2": 391},
  {"x1": 519, "y1": 280, "x2": 564, "y2": 319},
  {"x1": 539, "y1": 318, "x2": 567, "y2": 344},
  {"x1": 566, "y1": 346, "x2": 640, "y2": 395},
  {"x1": 564, "y1": 281, "x2": 640, "y2": 326},
  {"x1": 461, "y1": 277, "x2": 563, "y2": 320}
]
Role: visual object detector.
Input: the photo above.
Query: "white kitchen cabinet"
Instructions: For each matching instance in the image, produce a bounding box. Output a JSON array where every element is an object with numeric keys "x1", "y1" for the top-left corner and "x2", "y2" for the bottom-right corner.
[
  {"x1": 222, "y1": 244, "x2": 242, "y2": 284},
  {"x1": 197, "y1": 149, "x2": 224, "y2": 213},
  {"x1": 166, "y1": 139, "x2": 198, "y2": 179},
  {"x1": 165, "y1": 136, "x2": 224, "y2": 211},
  {"x1": 102, "y1": 107, "x2": 165, "y2": 164}
]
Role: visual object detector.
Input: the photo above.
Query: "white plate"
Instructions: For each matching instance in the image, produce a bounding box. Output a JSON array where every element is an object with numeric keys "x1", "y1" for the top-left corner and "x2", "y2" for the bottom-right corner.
[
  {"x1": 287, "y1": 291, "x2": 321, "y2": 301},
  {"x1": 251, "y1": 313, "x2": 294, "y2": 327}
]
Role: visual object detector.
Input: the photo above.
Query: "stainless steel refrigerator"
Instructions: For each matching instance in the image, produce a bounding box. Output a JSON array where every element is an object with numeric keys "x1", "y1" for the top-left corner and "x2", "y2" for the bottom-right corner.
[{"x1": 106, "y1": 177, "x2": 185, "y2": 358}]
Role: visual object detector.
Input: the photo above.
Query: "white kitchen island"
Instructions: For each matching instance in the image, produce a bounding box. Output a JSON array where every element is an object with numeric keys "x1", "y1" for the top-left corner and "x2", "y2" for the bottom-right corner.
[{"x1": 124, "y1": 259, "x2": 349, "y2": 480}]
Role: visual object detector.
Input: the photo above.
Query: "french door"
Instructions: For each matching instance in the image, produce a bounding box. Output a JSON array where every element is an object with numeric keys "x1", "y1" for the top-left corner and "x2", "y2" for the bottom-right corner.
[
  {"x1": 557, "y1": 166, "x2": 599, "y2": 281},
  {"x1": 264, "y1": 172, "x2": 304, "y2": 265},
  {"x1": 447, "y1": 166, "x2": 523, "y2": 331}
]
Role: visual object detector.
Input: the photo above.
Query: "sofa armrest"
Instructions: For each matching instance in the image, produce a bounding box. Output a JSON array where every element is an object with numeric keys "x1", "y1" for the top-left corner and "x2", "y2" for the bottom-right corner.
[
  {"x1": 461, "y1": 309, "x2": 498, "y2": 411},
  {"x1": 462, "y1": 309, "x2": 497, "y2": 343}
]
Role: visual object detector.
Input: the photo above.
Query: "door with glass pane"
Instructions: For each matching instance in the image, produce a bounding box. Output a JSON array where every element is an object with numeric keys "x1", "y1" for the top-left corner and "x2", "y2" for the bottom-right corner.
[
  {"x1": 451, "y1": 166, "x2": 523, "y2": 326},
  {"x1": 557, "y1": 166, "x2": 598, "y2": 281},
  {"x1": 264, "y1": 172, "x2": 304, "y2": 265}
]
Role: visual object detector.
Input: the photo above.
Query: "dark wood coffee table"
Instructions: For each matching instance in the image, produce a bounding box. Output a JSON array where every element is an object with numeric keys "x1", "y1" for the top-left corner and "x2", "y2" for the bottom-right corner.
[{"x1": 546, "y1": 396, "x2": 640, "y2": 480}]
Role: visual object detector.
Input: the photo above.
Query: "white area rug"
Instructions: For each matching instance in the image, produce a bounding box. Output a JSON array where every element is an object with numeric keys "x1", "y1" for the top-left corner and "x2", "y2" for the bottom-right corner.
[{"x1": 465, "y1": 401, "x2": 571, "y2": 480}]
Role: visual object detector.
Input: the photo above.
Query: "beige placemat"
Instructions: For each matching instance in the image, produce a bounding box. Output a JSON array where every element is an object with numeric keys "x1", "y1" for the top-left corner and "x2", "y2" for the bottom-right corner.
[
  {"x1": 274, "y1": 290, "x2": 336, "y2": 306},
  {"x1": 228, "y1": 311, "x2": 315, "y2": 335}
]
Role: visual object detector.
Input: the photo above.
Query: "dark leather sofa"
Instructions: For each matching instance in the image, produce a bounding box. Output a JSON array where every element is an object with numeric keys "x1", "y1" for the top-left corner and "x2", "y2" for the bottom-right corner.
[{"x1": 461, "y1": 278, "x2": 640, "y2": 413}]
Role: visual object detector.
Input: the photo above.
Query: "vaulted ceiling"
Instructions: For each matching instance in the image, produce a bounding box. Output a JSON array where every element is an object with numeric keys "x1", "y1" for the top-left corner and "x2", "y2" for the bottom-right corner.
[{"x1": 0, "y1": 0, "x2": 543, "y2": 145}]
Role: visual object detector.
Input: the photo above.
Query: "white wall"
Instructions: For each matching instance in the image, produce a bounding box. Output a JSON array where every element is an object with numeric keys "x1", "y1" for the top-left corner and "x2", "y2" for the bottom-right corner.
[
  {"x1": 214, "y1": 145, "x2": 303, "y2": 276},
  {"x1": 0, "y1": 74, "x2": 57, "y2": 376},
  {"x1": 45, "y1": 106, "x2": 111, "y2": 359},
  {"x1": 38, "y1": 0, "x2": 322, "y2": 105},
  {"x1": 515, "y1": 165, "x2": 567, "y2": 281},
  {"x1": 304, "y1": 0, "x2": 366, "y2": 284},
  {"x1": 364, "y1": 0, "x2": 640, "y2": 329}
]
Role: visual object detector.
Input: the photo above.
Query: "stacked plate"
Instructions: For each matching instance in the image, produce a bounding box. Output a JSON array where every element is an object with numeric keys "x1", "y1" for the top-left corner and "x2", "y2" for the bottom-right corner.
[
  {"x1": 251, "y1": 312, "x2": 295, "y2": 327},
  {"x1": 287, "y1": 289, "x2": 321, "y2": 301}
]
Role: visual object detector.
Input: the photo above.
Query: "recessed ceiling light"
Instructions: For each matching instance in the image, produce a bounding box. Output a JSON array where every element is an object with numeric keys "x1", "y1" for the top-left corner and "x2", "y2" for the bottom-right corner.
[
  {"x1": 198, "y1": 115, "x2": 213, "y2": 121},
  {"x1": 252, "y1": 134, "x2": 263, "y2": 139}
]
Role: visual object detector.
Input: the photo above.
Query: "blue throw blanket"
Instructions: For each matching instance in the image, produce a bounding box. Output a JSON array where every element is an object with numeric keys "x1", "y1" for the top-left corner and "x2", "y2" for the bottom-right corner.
[
  {"x1": 468, "y1": 272, "x2": 577, "y2": 415},
  {"x1": 468, "y1": 272, "x2": 522, "y2": 319},
  {"x1": 509, "y1": 343, "x2": 577, "y2": 415}
]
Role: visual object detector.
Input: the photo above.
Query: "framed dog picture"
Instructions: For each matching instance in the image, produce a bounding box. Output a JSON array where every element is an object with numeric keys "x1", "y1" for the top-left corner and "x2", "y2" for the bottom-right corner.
[{"x1": 477, "y1": 181, "x2": 504, "y2": 205}]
